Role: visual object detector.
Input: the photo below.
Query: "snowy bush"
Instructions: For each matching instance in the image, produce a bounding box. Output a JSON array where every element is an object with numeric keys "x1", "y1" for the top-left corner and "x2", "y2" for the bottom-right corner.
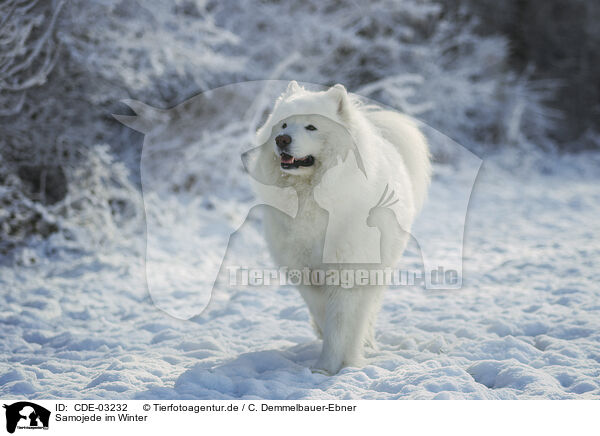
[{"x1": 0, "y1": 0, "x2": 142, "y2": 257}]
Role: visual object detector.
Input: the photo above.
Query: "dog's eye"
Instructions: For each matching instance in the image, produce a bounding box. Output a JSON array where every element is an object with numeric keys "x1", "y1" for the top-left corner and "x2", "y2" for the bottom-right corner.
[
  {"x1": 305, "y1": 125, "x2": 317, "y2": 131},
  {"x1": 282, "y1": 123, "x2": 287, "y2": 129}
]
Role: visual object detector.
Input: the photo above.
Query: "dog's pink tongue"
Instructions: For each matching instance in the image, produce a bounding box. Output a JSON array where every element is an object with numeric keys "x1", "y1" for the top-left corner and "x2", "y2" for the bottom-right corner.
[{"x1": 281, "y1": 154, "x2": 294, "y2": 164}]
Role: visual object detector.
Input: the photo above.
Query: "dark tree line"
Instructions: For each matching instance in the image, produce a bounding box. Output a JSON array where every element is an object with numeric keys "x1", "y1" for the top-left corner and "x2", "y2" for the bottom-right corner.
[{"x1": 444, "y1": 0, "x2": 600, "y2": 149}]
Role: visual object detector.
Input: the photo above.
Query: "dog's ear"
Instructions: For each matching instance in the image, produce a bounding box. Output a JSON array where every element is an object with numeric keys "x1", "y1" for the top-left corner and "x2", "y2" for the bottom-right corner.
[
  {"x1": 327, "y1": 84, "x2": 350, "y2": 120},
  {"x1": 113, "y1": 99, "x2": 166, "y2": 133},
  {"x1": 285, "y1": 80, "x2": 302, "y2": 95}
]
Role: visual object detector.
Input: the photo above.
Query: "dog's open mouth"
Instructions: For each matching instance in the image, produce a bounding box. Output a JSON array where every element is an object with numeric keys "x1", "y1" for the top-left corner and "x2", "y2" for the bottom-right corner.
[{"x1": 280, "y1": 152, "x2": 315, "y2": 169}]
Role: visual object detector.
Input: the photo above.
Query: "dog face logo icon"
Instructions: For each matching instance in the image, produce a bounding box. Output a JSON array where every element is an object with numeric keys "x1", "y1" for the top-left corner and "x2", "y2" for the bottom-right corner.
[{"x1": 3, "y1": 402, "x2": 50, "y2": 434}]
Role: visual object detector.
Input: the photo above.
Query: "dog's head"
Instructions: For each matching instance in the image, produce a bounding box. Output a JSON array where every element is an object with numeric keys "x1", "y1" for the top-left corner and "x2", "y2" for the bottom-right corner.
[
  {"x1": 272, "y1": 113, "x2": 354, "y2": 177},
  {"x1": 248, "y1": 82, "x2": 362, "y2": 185}
]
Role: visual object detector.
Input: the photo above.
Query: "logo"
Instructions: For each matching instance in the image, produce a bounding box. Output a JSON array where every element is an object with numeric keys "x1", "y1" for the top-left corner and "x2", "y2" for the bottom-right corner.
[{"x1": 3, "y1": 402, "x2": 50, "y2": 434}]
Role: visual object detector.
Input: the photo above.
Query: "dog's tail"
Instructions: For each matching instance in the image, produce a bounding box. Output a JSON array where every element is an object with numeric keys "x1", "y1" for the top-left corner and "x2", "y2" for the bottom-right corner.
[{"x1": 365, "y1": 110, "x2": 432, "y2": 212}]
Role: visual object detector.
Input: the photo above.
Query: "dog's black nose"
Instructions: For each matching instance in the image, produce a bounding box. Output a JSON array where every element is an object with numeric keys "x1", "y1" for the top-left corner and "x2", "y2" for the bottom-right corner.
[{"x1": 276, "y1": 134, "x2": 292, "y2": 149}]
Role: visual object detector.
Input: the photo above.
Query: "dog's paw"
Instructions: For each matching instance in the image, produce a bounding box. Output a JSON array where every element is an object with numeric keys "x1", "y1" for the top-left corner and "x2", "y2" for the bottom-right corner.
[
  {"x1": 312, "y1": 355, "x2": 343, "y2": 375},
  {"x1": 310, "y1": 367, "x2": 332, "y2": 376},
  {"x1": 312, "y1": 354, "x2": 363, "y2": 375}
]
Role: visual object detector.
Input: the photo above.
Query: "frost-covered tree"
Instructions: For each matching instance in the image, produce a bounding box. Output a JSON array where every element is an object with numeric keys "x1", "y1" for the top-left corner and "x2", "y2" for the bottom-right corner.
[
  {"x1": 0, "y1": 0, "x2": 63, "y2": 115},
  {"x1": 0, "y1": 0, "x2": 141, "y2": 257}
]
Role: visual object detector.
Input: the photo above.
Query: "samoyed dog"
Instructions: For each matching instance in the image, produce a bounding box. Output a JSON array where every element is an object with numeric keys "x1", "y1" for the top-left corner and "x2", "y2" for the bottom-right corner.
[{"x1": 246, "y1": 81, "x2": 431, "y2": 374}]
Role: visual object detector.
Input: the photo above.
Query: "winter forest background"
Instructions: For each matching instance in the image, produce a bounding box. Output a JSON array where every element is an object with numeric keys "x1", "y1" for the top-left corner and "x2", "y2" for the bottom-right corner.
[
  {"x1": 1, "y1": 0, "x2": 599, "y2": 256},
  {"x1": 1, "y1": 0, "x2": 599, "y2": 399}
]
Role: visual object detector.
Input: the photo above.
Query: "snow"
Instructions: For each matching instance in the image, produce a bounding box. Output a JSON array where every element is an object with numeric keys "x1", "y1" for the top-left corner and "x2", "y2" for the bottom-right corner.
[{"x1": 1, "y1": 150, "x2": 599, "y2": 400}]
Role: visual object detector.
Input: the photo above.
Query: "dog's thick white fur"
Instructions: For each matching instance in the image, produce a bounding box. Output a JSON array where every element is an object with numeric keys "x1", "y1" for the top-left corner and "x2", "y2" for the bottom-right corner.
[{"x1": 248, "y1": 81, "x2": 431, "y2": 374}]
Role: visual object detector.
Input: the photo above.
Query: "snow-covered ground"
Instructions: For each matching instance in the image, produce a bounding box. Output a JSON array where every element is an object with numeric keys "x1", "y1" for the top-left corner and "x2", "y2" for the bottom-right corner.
[{"x1": 1, "y1": 150, "x2": 599, "y2": 400}]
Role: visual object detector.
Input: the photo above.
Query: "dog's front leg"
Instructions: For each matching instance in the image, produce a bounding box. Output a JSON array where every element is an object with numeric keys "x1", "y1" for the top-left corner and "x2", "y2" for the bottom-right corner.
[{"x1": 312, "y1": 287, "x2": 373, "y2": 375}]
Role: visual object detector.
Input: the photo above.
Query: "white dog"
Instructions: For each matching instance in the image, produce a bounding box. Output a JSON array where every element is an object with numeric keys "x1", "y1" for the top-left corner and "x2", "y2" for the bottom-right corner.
[{"x1": 247, "y1": 81, "x2": 431, "y2": 374}]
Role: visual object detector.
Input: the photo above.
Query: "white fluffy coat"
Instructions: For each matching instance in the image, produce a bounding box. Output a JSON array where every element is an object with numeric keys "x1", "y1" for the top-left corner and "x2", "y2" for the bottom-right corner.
[{"x1": 248, "y1": 82, "x2": 431, "y2": 374}]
